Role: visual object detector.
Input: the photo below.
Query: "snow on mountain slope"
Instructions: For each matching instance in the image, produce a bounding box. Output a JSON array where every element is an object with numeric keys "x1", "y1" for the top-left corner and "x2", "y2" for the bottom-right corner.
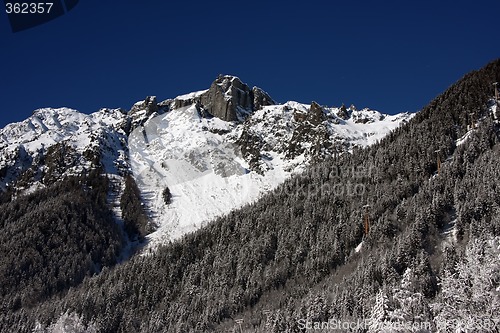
[
  {"x1": 129, "y1": 99, "x2": 413, "y2": 248},
  {"x1": 0, "y1": 75, "x2": 414, "y2": 251},
  {"x1": 456, "y1": 99, "x2": 499, "y2": 147},
  {"x1": 329, "y1": 110, "x2": 413, "y2": 148},
  {"x1": 129, "y1": 104, "x2": 292, "y2": 247},
  {"x1": 175, "y1": 89, "x2": 209, "y2": 101},
  {"x1": 0, "y1": 107, "x2": 129, "y2": 194},
  {"x1": 248, "y1": 102, "x2": 412, "y2": 156}
]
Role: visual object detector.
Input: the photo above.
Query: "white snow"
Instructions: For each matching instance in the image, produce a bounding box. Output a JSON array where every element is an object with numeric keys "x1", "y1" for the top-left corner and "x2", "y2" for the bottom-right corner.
[
  {"x1": 128, "y1": 101, "x2": 413, "y2": 249},
  {"x1": 175, "y1": 89, "x2": 209, "y2": 101},
  {"x1": 456, "y1": 130, "x2": 472, "y2": 146},
  {"x1": 355, "y1": 241, "x2": 363, "y2": 253},
  {"x1": 441, "y1": 209, "x2": 457, "y2": 250},
  {"x1": 0, "y1": 94, "x2": 413, "y2": 252},
  {"x1": 0, "y1": 108, "x2": 129, "y2": 186},
  {"x1": 129, "y1": 104, "x2": 295, "y2": 249},
  {"x1": 328, "y1": 111, "x2": 412, "y2": 148},
  {"x1": 456, "y1": 100, "x2": 498, "y2": 147},
  {"x1": 0, "y1": 107, "x2": 130, "y2": 238}
]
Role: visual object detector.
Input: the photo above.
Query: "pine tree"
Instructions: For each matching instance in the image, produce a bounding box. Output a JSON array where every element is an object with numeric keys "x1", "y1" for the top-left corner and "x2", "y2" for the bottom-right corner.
[
  {"x1": 433, "y1": 237, "x2": 500, "y2": 332},
  {"x1": 162, "y1": 186, "x2": 172, "y2": 205},
  {"x1": 367, "y1": 289, "x2": 391, "y2": 333}
]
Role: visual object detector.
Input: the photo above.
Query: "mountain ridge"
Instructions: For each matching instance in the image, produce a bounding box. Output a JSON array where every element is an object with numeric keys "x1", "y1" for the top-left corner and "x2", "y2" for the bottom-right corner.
[
  {"x1": 0, "y1": 60, "x2": 499, "y2": 332},
  {"x1": 0, "y1": 75, "x2": 413, "y2": 246}
]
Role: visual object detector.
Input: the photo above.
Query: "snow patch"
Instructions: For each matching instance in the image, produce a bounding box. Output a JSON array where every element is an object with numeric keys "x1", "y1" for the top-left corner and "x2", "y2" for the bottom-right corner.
[
  {"x1": 128, "y1": 102, "x2": 412, "y2": 250},
  {"x1": 355, "y1": 241, "x2": 363, "y2": 253},
  {"x1": 129, "y1": 105, "x2": 295, "y2": 249},
  {"x1": 175, "y1": 89, "x2": 209, "y2": 101}
]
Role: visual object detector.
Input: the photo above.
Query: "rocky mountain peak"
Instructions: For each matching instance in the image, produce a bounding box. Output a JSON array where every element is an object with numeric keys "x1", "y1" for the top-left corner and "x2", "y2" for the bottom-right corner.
[
  {"x1": 309, "y1": 101, "x2": 326, "y2": 126},
  {"x1": 129, "y1": 96, "x2": 159, "y2": 129},
  {"x1": 198, "y1": 75, "x2": 274, "y2": 122},
  {"x1": 252, "y1": 86, "x2": 275, "y2": 111},
  {"x1": 337, "y1": 103, "x2": 351, "y2": 120},
  {"x1": 153, "y1": 76, "x2": 276, "y2": 123},
  {"x1": 214, "y1": 74, "x2": 242, "y2": 90},
  {"x1": 130, "y1": 96, "x2": 158, "y2": 116}
]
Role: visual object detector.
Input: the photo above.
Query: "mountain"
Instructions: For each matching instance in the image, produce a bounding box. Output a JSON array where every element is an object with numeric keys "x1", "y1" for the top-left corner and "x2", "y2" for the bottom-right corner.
[
  {"x1": 3, "y1": 60, "x2": 499, "y2": 332},
  {"x1": 0, "y1": 75, "x2": 412, "y2": 249},
  {"x1": 0, "y1": 107, "x2": 129, "y2": 193}
]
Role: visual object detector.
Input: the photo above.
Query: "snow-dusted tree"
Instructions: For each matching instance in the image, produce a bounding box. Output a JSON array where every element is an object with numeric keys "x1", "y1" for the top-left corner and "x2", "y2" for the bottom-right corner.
[
  {"x1": 367, "y1": 289, "x2": 392, "y2": 333},
  {"x1": 433, "y1": 236, "x2": 500, "y2": 332},
  {"x1": 389, "y1": 267, "x2": 433, "y2": 332},
  {"x1": 267, "y1": 309, "x2": 287, "y2": 333},
  {"x1": 47, "y1": 311, "x2": 97, "y2": 333},
  {"x1": 162, "y1": 186, "x2": 172, "y2": 205},
  {"x1": 32, "y1": 322, "x2": 46, "y2": 333},
  {"x1": 304, "y1": 294, "x2": 330, "y2": 323}
]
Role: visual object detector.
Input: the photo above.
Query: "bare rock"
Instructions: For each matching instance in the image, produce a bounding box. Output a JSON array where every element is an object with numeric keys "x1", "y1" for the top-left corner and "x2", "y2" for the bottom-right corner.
[{"x1": 200, "y1": 75, "x2": 275, "y2": 122}]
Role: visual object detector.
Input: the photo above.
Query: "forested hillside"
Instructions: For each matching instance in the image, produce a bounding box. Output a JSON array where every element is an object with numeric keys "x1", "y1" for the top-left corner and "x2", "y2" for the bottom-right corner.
[
  {"x1": 1, "y1": 60, "x2": 500, "y2": 332},
  {"x1": 0, "y1": 171, "x2": 124, "y2": 314}
]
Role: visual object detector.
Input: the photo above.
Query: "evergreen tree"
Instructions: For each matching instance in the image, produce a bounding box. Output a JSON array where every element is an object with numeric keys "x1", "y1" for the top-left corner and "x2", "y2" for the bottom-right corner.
[{"x1": 162, "y1": 186, "x2": 172, "y2": 205}]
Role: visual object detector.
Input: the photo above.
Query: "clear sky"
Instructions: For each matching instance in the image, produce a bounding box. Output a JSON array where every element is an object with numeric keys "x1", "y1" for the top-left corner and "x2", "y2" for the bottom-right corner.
[{"x1": 1, "y1": 0, "x2": 499, "y2": 129}]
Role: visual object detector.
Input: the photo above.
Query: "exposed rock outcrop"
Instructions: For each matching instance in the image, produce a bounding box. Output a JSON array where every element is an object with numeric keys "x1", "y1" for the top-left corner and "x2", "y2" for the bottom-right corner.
[
  {"x1": 308, "y1": 101, "x2": 326, "y2": 126},
  {"x1": 199, "y1": 75, "x2": 275, "y2": 122},
  {"x1": 129, "y1": 96, "x2": 160, "y2": 129},
  {"x1": 131, "y1": 76, "x2": 275, "y2": 125},
  {"x1": 165, "y1": 75, "x2": 276, "y2": 122},
  {"x1": 252, "y1": 86, "x2": 275, "y2": 112},
  {"x1": 337, "y1": 103, "x2": 350, "y2": 120},
  {"x1": 286, "y1": 103, "x2": 329, "y2": 160},
  {"x1": 236, "y1": 127, "x2": 264, "y2": 174},
  {"x1": 130, "y1": 96, "x2": 158, "y2": 116}
]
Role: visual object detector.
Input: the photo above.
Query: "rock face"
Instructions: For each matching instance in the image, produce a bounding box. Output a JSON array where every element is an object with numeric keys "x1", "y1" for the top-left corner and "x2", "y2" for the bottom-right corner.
[
  {"x1": 129, "y1": 96, "x2": 160, "y2": 129},
  {"x1": 308, "y1": 101, "x2": 326, "y2": 126},
  {"x1": 127, "y1": 76, "x2": 275, "y2": 126},
  {"x1": 337, "y1": 104, "x2": 350, "y2": 120},
  {"x1": 286, "y1": 102, "x2": 329, "y2": 160},
  {"x1": 252, "y1": 86, "x2": 275, "y2": 112},
  {"x1": 199, "y1": 75, "x2": 274, "y2": 122},
  {"x1": 130, "y1": 96, "x2": 158, "y2": 116}
]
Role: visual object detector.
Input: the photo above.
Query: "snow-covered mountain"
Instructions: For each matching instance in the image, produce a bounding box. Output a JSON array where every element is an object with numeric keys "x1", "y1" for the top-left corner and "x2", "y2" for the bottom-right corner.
[
  {"x1": 0, "y1": 75, "x2": 413, "y2": 249},
  {"x1": 0, "y1": 107, "x2": 130, "y2": 194}
]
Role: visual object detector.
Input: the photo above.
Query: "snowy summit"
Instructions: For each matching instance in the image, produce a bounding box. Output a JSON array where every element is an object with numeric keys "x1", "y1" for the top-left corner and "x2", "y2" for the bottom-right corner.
[{"x1": 0, "y1": 75, "x2": 413, "y2": 249}]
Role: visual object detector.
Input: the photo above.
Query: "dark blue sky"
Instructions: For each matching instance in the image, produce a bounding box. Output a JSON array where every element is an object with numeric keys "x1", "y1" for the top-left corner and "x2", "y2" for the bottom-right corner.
[{"x1": 1, "y1": 0, "x2": 499, "y2": 128}]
